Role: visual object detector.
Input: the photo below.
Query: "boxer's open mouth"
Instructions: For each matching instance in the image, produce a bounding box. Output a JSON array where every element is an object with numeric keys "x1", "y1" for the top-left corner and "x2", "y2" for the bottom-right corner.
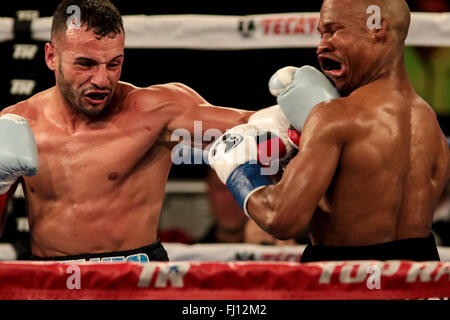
[
  {"x1": 318, "y1": 56, "x2": 346, "y2": 78},
  {"x1": 84, "y1": 91, "x2": 109, "y2": 104}
]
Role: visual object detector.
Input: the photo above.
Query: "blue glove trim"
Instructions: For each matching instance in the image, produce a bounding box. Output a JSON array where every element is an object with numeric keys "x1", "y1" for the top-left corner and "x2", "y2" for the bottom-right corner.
[{"x1": 226, "y1": 162, "x2": 273, "y2": 216}]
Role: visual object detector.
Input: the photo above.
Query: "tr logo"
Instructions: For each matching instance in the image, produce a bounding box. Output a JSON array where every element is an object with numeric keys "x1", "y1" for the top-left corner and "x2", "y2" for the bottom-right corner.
[{"x1": 10, "y1": 79, "x2": 36, "y2": 96}]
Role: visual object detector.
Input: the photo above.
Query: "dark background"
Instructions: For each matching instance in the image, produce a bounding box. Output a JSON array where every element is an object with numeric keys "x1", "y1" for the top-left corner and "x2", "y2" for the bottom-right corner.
[{"x1": 1, "y1": 0, "x2": 449, "y2": 257}]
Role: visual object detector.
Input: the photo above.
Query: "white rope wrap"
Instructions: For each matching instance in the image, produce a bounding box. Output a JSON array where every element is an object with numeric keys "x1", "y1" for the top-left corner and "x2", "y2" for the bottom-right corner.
[{"x1": 0, "y1": 12, "x2": 449, "y2": 49}]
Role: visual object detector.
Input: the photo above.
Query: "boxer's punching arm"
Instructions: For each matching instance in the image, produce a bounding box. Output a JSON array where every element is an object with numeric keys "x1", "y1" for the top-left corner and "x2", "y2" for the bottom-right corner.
[
  {"x1": 246, "y1": 101, "x2": 346, "y2": 239},
  {"x1": 161, "y1": 83, "x2": 254, "y2": 145}
]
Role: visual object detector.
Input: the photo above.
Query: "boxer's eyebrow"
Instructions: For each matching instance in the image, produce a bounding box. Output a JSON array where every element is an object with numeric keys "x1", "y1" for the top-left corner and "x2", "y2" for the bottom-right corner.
[
  {"x1": 318, "y1": 22, "x2": 331, "y2": 33},
  {"x1": 74, "y1": 57, "x2": 98, "y2": 65},
  {"x1": 74, "y1": 55, "x2": 124, "y2": 65},
  {"x1": 323, "y1": 22, "x2": 339, "y2": 31},
  {"x1": 318, "y1": 22, "x2": 342, "y2": 34},
  {"x1": 109, "y1": 55, "x2": 124, "y2": 62}
]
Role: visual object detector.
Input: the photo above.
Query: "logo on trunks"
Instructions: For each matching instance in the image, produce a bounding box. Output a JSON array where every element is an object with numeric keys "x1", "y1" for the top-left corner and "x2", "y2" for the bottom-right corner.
[{"x1": 61, "y1": 253, "x2": 150, "y2": 263}]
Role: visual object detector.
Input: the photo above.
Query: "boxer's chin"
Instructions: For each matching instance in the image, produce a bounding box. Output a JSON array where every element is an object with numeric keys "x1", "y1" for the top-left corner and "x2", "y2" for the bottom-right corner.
[
  {"x1": 334, "y1": 80, "x2": 355, "y2": 97},
  {"x1": 79, "y1": 97, "x2": 107, "y2": 116}
]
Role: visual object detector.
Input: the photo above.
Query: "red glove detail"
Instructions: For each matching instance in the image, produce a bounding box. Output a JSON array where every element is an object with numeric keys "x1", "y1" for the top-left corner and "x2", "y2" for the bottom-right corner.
[
  {"x1": 0, "y1": 193, "x2": 6, "y2": 214},
  {"x1": 257, "y1": 135, "x2": 287, "y2": 167},
  {"x1": 288, "y1": 127, "x2": 301, "y2": 148}
]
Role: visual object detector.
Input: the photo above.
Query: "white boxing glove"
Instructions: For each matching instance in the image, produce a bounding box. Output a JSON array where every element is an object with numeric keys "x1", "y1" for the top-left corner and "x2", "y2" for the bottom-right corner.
[
  {"x1": 268, "y1": 65, "x2": 340, "y2": 131},
  {"x1": 208, "y1": 124, "x2": 259, "y2": 184},
  {"x1": 208, "y1": 124, "x2": 273, "y2": 217},
  {"x1": 248, "y1": 105, "x2": 300, "y2": 167},
  {"x1": 0, "y1": 114, "x2": 39, "y2": 194}
]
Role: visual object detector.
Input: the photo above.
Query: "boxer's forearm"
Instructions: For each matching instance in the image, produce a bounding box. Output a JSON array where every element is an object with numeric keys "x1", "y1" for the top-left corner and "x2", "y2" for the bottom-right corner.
[
  {"x1": 188, "y1": 104, "x2": 254, "y2": 132},
  {"x1": 246, "y1": 184, "x2": 313, "y2": 240},
  {"x1": 166, "y1": 103, "x2": 254, "y2": 146},
  {"x1": 246, "y1": 154, "x2": 334, "y2": 240}
]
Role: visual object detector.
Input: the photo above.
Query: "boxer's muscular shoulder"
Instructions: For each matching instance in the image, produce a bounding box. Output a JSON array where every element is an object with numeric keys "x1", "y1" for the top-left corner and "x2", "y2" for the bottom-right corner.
[
  {"x1": 123, "y1": 82, "x2": 205, "y2": 113},
  {"x1": 303, "y1": 98, "x2": 355, "y2": 143},
  {"x1": 0, "y1": 89, "x2": 50, "y2": 124}
]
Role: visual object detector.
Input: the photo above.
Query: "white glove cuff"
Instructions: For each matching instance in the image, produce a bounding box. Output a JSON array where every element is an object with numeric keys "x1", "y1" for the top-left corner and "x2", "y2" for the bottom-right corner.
[{"x1": 243, "y1": 185, "x2": 268, "y2": 219}]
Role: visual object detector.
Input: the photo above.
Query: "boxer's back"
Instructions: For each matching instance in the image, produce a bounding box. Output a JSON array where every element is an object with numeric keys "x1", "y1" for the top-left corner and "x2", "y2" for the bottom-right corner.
[
  {"x1": 311, "y1": 79, "x2": 450, "y2": 246},
  {"x1": 399, "y1": 86, "x2": 449, "y2": 238}
]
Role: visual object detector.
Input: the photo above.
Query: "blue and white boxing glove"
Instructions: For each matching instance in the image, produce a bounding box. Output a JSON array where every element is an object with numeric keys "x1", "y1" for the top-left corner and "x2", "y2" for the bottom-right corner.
[
  {"x1": 208, "y1": 124, "x2": 273, "y2": 218},
  {"x1": 269, "y1": 65, "x2": 340, "y2": 131},
  {"x1": 0, "y1": 114, "x2": 39, "y2": 194}
]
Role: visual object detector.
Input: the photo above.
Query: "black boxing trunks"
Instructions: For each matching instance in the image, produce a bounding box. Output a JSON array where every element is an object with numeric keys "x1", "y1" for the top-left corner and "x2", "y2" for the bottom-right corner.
[
  {"x1": 30, "y1": 239, "x2": 169, "y2": 263},
  {"x1": 300, "y1": 233, "x2": 440, "y2": 263}
]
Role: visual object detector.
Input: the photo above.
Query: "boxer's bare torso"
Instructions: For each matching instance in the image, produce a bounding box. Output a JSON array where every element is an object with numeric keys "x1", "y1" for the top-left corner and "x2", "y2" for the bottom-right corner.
[
  {"x1": 249, "y1": 75, "x2": 449, "y2": 247},
  {"x1": 308, "y1": 78, "x2": 449, "y2": 246},
  {"x1": 248, "y1": 0, "x2": 450, "y2": 248},
  {"x1": 2, "y1": 82, "x2": 249, "y2": 257}
]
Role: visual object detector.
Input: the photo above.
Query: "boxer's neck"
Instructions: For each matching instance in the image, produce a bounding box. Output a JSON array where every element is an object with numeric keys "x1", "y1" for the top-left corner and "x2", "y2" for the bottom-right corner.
[
  {"x1": 50, "y1": 85, "x2": 122, "y2": 132},
  {"x1": 358, "y1": 45, "x2": 409, "y2": 93}
]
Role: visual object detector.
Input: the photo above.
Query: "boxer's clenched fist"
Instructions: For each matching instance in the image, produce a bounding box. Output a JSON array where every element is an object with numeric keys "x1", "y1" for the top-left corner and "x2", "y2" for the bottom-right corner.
[
  {"x1": 208, "y1": 124, "x2": 273, "y2": 217},
  {"x1": 0, "y1": 114, "x2": 39, "y2": 194},
  {"x1": 269, "y1": 65, "x2": 340, "y2": 131},
  {"x1": 247, "y1": 105, "x2": 300, "y2": 167}
]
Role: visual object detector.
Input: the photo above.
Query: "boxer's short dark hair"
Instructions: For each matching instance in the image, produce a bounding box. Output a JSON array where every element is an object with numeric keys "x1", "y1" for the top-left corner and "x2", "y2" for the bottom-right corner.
[{"x1": 51, "y1": 0, "x2": 124, "y2": 39}]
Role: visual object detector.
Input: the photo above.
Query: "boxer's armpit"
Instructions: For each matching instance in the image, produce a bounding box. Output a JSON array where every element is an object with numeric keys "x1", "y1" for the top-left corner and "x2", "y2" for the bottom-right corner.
[
  {"x1": 318, "y1": 197, "x2": 332, "y2": 213},
  {"x1": 156, "y1": 127, "x2": 179, "y2": 145}
]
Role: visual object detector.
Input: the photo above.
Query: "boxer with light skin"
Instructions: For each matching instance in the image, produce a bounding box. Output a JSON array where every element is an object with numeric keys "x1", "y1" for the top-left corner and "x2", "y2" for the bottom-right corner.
[
  {"x1": 0, "y1": 0, "x2": 261, "y2": 261},
  {"x1": 210, "y1": 0, "x2": 450, "y2": 262}
]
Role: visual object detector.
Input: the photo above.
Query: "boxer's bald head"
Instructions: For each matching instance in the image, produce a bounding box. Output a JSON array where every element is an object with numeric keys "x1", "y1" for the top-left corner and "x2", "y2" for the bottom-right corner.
[
  {"x1": 320, "y1": 0, "x2": 410, "y2": 41},
  {"x1": 317, "y1": 0, "x2": 410, "y2": 95}
]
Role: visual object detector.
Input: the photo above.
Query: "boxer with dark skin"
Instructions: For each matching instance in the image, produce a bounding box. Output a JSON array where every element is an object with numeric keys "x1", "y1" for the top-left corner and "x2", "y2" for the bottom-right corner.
[
  {"x1": 0, "y1": 0, "x2": 252, "y2": 259},
  {"x1": 246, "y1": 0, "x2": 450, "y2": 261}
]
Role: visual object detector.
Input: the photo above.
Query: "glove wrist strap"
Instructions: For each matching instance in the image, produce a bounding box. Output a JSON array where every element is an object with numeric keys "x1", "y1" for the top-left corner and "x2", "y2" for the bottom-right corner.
[{"x1": 226, "y1": 163, "x2": 273, "y2": 218}]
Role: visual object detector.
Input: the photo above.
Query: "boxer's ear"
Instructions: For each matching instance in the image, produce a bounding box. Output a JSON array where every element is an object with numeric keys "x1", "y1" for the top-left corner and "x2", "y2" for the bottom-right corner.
[
  {"x1": 372, "y1": 18, "x2": 387, "y2": 42},
  {"x1": 44, "y1": 42, "x2": 56, "y2": 71}
]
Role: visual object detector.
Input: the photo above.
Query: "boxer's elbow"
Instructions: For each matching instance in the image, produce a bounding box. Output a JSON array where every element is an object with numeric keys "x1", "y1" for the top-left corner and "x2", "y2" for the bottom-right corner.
[
  {"x1": 266, "y1": 215, "x2": 308, "y2": 240},
  {"x1": 263, "y1": 195, "x2": 310, "y2": 240}
]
